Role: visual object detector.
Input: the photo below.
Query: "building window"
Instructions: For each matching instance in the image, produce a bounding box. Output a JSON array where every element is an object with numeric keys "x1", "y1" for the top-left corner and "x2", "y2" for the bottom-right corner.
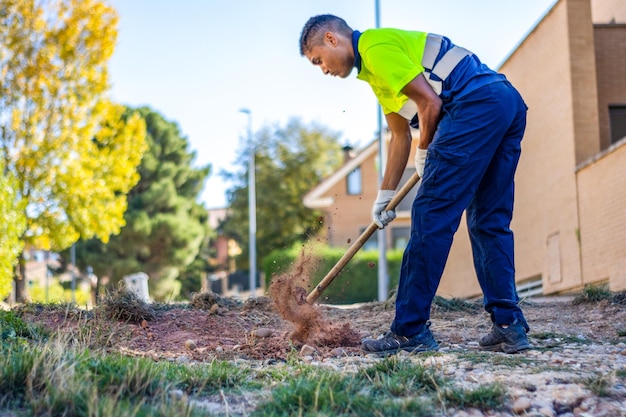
[
  {"x1": 346, "y1": 166, "x2": 362, "y2": 195},
  {"x1": 609, "y1": 105, "x2": 626, "y2": 144},
  {"x1": 396, "y1": 168, "x2": 418, "y2": 212},
  {"x1": 391, "y1": 227, "x2": 411, "y2": 250}
]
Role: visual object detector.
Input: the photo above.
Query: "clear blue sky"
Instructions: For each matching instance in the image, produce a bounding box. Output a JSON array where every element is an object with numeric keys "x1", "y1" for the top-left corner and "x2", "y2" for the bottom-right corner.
[{"x1": 107, "y1": 0, "x2": 557, "y2": 209}]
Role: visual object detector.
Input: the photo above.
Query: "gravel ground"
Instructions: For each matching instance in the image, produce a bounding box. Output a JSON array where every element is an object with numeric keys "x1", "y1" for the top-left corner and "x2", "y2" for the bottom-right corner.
[{"x1": 17, "y1": 293, "x2": 626, "y2": 416}]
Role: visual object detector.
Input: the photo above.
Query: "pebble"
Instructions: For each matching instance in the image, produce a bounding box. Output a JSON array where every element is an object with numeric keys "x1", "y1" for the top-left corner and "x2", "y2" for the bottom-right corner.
[
  {"x1": 209, "y1": 303, "x2": 219, "y2": 315},
  {"x1": 537, "y1": 407, "x2": 555, "y2": 417},
  {"x1": 299, "y1": 344, "x2": 316, "y2": 357},
  {"x1": 330, "y1": 347, "x2": 346, "y2": 357},
  {"x1": 251, "y1": 328, "x2": 273, "y2": 338},
  {"x1": 512, "y1": 397, "x2": 532, "y2": 413}
]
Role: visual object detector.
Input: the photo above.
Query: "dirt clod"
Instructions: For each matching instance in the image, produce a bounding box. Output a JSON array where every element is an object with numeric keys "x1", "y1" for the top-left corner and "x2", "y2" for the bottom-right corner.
[
  {"x1": 293, "y1": 286, "x2": 307, "y2": 305},
  {"x1": 268, "y1": 249, "x2": 361, "y2": 348}
]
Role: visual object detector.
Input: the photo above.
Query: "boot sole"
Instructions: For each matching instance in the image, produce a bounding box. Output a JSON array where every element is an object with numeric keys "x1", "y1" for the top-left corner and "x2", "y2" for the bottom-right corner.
[
  {"x1": 362, "y1": 345, "x2": 439, "y2": 357},
  {"x1": 479, "y1": 341, "x2": 532, "y2": 354}
]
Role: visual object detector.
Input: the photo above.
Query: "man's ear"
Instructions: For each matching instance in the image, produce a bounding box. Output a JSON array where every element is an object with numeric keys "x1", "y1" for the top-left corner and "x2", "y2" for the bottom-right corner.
[{"x1": 324, "y1": 31, "x2": 337, "y2": 47}]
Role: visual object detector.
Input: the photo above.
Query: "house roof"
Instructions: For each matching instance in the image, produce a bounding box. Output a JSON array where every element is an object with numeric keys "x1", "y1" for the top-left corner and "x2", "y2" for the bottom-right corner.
[{"x1": 303, "y1": 139, "x2": 379, "y2": 209}]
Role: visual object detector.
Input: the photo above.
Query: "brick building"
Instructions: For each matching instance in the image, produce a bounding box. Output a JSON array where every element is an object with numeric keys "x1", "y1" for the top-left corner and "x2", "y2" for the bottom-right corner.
[{"x1": 304, "y1": 0, "x2": 626, "y2": 298}]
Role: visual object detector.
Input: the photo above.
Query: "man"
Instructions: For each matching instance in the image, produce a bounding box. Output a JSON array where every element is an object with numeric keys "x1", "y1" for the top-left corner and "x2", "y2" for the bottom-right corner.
[{"x1": 299, "y1": 15, "x2": 531, "y2": 355}]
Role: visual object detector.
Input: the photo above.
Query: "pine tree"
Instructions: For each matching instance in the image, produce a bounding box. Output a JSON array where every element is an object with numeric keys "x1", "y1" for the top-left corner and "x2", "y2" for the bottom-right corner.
[{"x1": 73, "y1": 107, "x2": 211, "y2": 301}]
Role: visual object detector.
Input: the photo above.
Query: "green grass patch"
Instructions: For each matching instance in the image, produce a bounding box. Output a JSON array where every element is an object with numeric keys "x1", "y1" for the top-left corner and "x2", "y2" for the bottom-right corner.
[
  {"x1": 254, "y1": 357, "x2": 509, "y2": 416},
  {"x1": 358, "y1": 356, "x2": 444, "y2": 396},
  {"x1": 0, "y1": 310, "x2": 44, "y2": 343},
  {"x1": 79, "y1": 353, "x2": 171, "y2": 398},
  {"x1": 573, "y1": 283, "x2": 612, "y2": 304},
  {"x1": 441, "y1": 383, "x2": 508, "y2": 410},
  {"x1": 530, "y1": 332, "x2": 593, "y2": 347},
  {"x1": 580, "y1": 373, "x2": 613, "y2": 397},
  {"x1": 0, "y1": 337, "x2": 258, "y2": 417},
  {"x1": 164, "y1": 359, "x2": 257, "y2": 394},
  {"x1": 0, "y1": 343, "x2": 36, "y2": 397},
  {"x1": 456, "y1": 351, "x2": 534, "y2": 367},
  {"x1": 252, "y1": 367, "x2": 434, "y2": 417},
  {"x1": 432, "y1": 296, "x2": 481, "y2": 312}
]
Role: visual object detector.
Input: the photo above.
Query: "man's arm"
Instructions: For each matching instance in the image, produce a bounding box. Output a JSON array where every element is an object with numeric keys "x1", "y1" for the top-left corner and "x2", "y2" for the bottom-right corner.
[
  {"x1": 371, "y1": 111, "x2": 411, "y2": 228},
  {"x1": 401, "y1": 73, "x2": 442, "y2": 150},
  {"x1": 379, "y1": 73, "x2": 442, "y2": 190},
  {"x1": 371, "y1": 73, "x2": 442, "y2": 228},
  {"x1": 380, "y1": 112, "x2": 412, "y2": 191}
]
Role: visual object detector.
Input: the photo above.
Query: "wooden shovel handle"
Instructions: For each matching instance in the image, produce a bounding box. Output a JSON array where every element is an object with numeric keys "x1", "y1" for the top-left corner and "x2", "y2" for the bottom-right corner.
[{"x1": 306, "y1": 171, "x2": 421, "y2": 304}]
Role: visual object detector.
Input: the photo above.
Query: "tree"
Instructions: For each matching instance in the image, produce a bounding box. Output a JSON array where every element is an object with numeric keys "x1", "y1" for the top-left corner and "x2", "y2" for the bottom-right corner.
[
  {"x1": 0, "y1": 167, "x2": 26, "y2": 300},
  {"x1": 0, "y1": 0, "x2": 148, "y2": 301},
  {"x1": 221, "y1": 118, "x2": 344, "y2": 271},
  {"x1": 72, "y1": 107, "x2": 211, "y2": 301}
]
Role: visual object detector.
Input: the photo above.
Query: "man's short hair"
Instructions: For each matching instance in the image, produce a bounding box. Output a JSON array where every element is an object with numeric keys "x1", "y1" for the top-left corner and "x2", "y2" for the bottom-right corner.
[{"x1": 299, "y1": 14, "x2": 352, "y2": 56}]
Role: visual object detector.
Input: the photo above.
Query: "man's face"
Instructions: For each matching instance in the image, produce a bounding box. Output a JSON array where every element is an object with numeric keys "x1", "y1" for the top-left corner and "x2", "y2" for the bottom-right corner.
[{"x1": 304, "y1": 32, "x2": 354, "y2": 78}]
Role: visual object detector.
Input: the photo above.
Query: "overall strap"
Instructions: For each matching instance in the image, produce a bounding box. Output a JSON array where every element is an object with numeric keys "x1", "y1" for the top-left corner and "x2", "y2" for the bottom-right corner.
[{"x1": 422, "y1": 34, "x2": 473, "y2": 95}]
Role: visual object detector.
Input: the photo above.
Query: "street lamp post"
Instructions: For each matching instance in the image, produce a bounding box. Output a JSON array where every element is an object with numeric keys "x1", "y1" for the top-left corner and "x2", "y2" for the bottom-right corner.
[
  {"x1": 375, "y1": 0, "x2": 389, "y2": 302},
  {"x1": 239, "y1": 108, "x2": 257, "y2": 297}
]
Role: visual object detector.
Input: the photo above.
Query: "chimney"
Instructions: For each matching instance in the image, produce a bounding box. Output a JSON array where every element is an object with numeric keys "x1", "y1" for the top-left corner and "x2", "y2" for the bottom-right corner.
[{"x1": 342, "y1": 145, "x2": 355, "y2": 163}]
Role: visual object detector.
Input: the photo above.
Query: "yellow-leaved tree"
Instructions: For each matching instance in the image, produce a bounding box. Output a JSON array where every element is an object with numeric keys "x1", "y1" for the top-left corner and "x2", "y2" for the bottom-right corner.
[
  {"x1": 0, "y1": 166, "x2": 26, "y2": 300},
  {"x1": 0, "y1": 0, "x2": 147, "y2": 301}
]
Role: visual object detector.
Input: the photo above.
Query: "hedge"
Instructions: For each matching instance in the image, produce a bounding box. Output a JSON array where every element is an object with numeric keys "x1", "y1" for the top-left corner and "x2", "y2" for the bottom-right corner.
[{"x1": 262, "y1": 244, "x2": 405, "y2": 304}]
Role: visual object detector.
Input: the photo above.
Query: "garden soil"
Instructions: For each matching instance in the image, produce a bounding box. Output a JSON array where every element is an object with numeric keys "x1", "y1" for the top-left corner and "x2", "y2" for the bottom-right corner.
[{"x1": 15, "y1": 278, "x2": 626, "y2": 363}]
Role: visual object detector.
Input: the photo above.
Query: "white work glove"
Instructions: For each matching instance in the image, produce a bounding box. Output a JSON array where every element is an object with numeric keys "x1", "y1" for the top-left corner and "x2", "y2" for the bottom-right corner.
[
  {"x1": 414, "y1": 147, "x2": 427, "y2": 178},
  {"x1": 372, "y1": 190, "x2": 396, "y2": 229}
]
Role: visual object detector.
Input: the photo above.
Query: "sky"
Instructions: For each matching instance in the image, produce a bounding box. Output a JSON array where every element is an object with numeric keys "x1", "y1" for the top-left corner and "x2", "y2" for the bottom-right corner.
[{"x1": 107, "y1": 0, "x2": 558, "y2": 209}]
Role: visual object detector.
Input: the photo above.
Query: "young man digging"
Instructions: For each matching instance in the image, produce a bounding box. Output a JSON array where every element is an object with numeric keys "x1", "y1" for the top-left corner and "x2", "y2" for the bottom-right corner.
[{"x1": 299, "y1": 15, "x2": 531, "y2": 356}]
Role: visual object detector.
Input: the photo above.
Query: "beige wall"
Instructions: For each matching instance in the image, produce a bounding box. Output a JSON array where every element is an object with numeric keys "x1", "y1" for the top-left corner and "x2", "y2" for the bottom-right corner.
[
  {"x1": 568, "y1": 0, "x2": 602, "y2": 164},
  {"x1": 442, "y1": 0, "x2": 626, "y2": 297},
  {"x1": 495, "y1": 0, "x2": 598, "y2": 294},
  {"x1": 591, "y1": 0, "x2": 626, "y2": 23},
  {"x1": 577, "y1": 140, "x2": 626, "y2": 292},
  {"x1": 594, "y1": 25, "x2": 626, "y2": 149}
]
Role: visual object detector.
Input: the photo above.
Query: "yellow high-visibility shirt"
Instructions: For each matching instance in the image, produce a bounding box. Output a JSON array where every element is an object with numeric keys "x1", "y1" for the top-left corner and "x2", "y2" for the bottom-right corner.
[{"x1": 356, "y1": 28, "x2": 428, "y2": 115}]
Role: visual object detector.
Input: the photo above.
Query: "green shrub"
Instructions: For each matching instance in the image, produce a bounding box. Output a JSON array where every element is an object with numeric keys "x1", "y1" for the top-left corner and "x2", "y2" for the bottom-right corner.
[
  {"x1": 0, "y1": 310, "x2": 37, "y2": 341},
  {"x1": 263, "y1": 244, "x2": 404, "y2": 304},
  {"x1": 573, "y1": 283, "x2": 612, "y2": 304}
]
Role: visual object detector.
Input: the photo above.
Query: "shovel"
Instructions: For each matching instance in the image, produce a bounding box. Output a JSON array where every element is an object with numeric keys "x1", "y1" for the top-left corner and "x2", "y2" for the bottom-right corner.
[{"x1": 305, "y1": 171, "x2": 421, "y2": 305}]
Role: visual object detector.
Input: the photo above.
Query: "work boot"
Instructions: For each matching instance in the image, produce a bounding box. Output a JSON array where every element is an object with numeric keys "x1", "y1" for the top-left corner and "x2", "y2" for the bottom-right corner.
[
  {"x1": 361, "y1": 323, "x2": 439, "y2": 356},
  {"x1": 479, "y1": 320, "x2": 531, "y2": 354}
]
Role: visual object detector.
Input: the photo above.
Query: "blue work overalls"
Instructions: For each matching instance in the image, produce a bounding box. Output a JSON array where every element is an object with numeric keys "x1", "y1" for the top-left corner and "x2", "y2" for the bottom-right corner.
[{"x1": 391, "y1": 35, "x2": 530, "y2": 337}]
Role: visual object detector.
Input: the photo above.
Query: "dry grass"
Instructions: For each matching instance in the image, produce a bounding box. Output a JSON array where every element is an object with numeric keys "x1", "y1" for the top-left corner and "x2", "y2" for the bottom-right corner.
[
  {"x1": 190, "y1": 291, "x2": 220, "y2": 310},
  {"x1": 101, "y1": 287, "x2": 156, "y2": 324}
]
